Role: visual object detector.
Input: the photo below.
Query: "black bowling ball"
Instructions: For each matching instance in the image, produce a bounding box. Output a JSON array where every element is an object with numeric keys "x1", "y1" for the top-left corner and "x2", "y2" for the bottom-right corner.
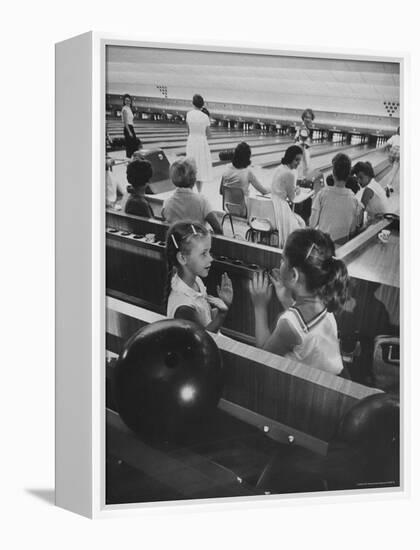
[
  {"x1": 338, "y1": 393, "x2": 399, "y2": 452},
  {"x1": 113, "y1": 319, "x2": 223, "y2": 442}
]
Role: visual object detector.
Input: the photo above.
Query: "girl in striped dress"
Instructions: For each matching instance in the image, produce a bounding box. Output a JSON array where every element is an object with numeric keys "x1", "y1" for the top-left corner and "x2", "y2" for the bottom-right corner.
[{"x1": 250, "y1": 228, "x2": 349, "y2": 376}]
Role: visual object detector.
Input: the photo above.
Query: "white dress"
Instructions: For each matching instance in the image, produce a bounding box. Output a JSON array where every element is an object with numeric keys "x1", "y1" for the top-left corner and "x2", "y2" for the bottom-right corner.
[
  {"x1": 365, "y1": 179, "x2": 388, "y2": 220},
  {"x1": 271, "y1": 164, "x2": 305, "y2": 248},
  {"x1": 280, "y1": 307, "x2": 343, "y2": 375},
  {"x1": 186, "y1": 109, "x2": 213, "y2": 183},
  {"x1": 384, "y1": 134, "x2": 400, "y2": 192},
  {"x1": 295, "y1": 126, "x2": 311, "y2": 179},
  {"x1": 167, "y1": 273, "x2": 212, "y2": 327}
]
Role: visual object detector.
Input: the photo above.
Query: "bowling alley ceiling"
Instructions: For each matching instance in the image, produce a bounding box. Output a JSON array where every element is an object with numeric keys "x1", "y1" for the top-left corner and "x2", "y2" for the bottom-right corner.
[{"x1": 106, "y1": 45, "x2": 400, "y2": 118}]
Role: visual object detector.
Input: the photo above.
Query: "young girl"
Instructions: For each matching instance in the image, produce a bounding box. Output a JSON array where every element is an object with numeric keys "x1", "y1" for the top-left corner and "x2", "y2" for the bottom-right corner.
[
  {"x1": 250, "y1": 228, "x2": 349, "y2": 376},
  {"x1": 165, "y1": 221, "x2": 233, "y2": 332}
]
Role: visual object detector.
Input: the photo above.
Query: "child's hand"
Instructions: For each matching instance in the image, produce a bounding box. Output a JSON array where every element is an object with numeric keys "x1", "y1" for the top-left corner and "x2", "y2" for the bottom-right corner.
[
  {"x1": 217, "y1": 273, "x2": 233, "y2": 307},
  {"x1": 207, "y1": 295, "x2": 229, "y2": 312},
  {"x1": 207, "y1": 295, "x2": 228, "y2": 312},
  {"x1": 249, "y1": 271, "x2": 272, "y2": 309},
  {"x1": 269, "y1": 268, "x2": 294, "y2": 308}
]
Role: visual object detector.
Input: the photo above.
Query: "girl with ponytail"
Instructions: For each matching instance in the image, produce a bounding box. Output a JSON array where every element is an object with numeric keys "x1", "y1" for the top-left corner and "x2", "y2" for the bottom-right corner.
[
  {"x1": 164, "y1": 221, "x2": 233, "y2": 332},
  {"x1": 249, "y1": 228, "x2": 349, "y2": 375}
]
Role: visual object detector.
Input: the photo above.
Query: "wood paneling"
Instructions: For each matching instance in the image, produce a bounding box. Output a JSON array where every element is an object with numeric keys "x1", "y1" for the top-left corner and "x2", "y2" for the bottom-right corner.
[{"x1": 106, "y1": 299, "x2": 381, "y2": 454}]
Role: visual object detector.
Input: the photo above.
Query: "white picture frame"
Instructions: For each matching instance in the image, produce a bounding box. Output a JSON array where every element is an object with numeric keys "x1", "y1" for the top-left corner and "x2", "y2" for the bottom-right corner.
[{"x1": 55, "y1": 32, "x2": 407, "y2": 518}]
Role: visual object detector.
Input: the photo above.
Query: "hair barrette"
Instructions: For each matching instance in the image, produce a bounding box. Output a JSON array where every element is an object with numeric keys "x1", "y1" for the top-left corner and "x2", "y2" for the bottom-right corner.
[
  {"x1": 171, "y1": 234, "x2": 179, "y2": 249},
  {"x1": 191, "y1": 224, "x2": 197, "y2": 235}
]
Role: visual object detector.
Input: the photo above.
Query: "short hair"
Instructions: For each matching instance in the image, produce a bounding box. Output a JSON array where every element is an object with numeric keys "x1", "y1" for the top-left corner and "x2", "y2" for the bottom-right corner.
[
  {"x1": 123, "y1": 93, "x2": 132, "y2": 105},
  {"x1": 281, "y1": 145, "x2": 303, "y2": 165},
  {"x1": 126, "y1": 160, "x2": 153, "y2": 188},
  {"x1": 332, "y1": 154, "x2": 351, "y2": 181},
  {"x1": 170, "y1": 158, "x2": 197, "y2": 188},
  {"x1": 351, "y1": 161, "x2": 375, "y2": 179},
  {"x1": 301, "y1": 108, "x2": 315, "y2": 121},
  {"x1": 192, "y1": 94, "x2": 204, "y2": 109},
  {"x1": 232, "y1": 142, "x2": 251, "y2": 169}
]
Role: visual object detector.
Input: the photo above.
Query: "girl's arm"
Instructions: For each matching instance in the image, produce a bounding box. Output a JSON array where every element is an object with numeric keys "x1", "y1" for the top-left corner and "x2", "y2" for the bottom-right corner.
[
  {"x1": 174, "y1": 306, "x2": 228, "y2": 334},
  {"x1": 361, "y1": 187, "x2": 373, "y2": 209},
  {"x1": 285, "y1": 175, "x2": 296, "y2": 202},
  {"x1": 175, "y1": 273, "x2": 233, "y2": 334},
  {"x1": 262, "y1": 317, "x2": 300, "y2": 356},
  {"x1": 249, "y1": 271, "x2": 272, "y2": 347}
]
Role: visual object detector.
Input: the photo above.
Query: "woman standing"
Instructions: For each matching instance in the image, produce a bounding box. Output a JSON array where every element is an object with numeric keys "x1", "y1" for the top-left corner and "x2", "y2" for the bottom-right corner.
[
  {"x1": 384, "y1": 126, "x2": 400, "y2": 195},
  {"x1": 271, "y1": 145, "x2": 306, "y2": 248},
  {"x1": 186, "y1": 94, "x2": 212, "y2": 192},
  {"x1": 295, "y1": 108, "x2": 315, "y2": 179},
  {"x1": 121, "y1": 94, "x2": 140, "y2": 159}
]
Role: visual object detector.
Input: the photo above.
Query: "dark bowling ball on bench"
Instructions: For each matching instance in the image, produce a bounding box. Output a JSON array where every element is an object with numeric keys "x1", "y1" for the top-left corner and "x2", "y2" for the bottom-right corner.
[
  {"x1": 113, "y1": 319, "x2": 224, "y2": 443},
  {"x1": 338, "y1": 393, "x2": 399, "y2": 452}
]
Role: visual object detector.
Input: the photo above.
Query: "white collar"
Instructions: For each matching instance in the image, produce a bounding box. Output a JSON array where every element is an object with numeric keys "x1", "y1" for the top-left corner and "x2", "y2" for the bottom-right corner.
[{"x1": 171, "y1": 273, "x2": 206, "y2": 298}]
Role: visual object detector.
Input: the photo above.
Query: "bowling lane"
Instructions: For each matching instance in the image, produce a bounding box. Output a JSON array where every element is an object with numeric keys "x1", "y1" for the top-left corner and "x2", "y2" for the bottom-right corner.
[{"x1": 142, "y1": 133, "x2": 289, "y2": 150}]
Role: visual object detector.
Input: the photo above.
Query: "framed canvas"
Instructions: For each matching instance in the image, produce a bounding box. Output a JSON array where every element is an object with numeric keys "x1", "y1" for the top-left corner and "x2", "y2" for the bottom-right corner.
[{"x1": 55, "y1": 32, "x2": 407, "y2": 518}]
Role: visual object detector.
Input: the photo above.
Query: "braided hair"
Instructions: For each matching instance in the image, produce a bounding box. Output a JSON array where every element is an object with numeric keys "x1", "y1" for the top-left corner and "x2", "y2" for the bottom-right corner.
[
  {"x1": 163, "y1": 221, "x2": 209, "y2": 307},
  {"x1": 284, "y1": 228, "x2": 349, "y2": 312}
]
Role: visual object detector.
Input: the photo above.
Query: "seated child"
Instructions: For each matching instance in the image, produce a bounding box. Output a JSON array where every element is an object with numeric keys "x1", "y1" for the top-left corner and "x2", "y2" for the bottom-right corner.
[
  {"x1": 351, "y1": 161, "x2": 388, "y2": 222},
  {"x1": 124, "y1": 159, "x2": 154, "y2": 218},
  {"x1": 131, "y1": 150, "x2": 154, "y2": 194},
  {"x1": 310, "y1": 154, "x2": 361, "y2": 244},
  {"x1": 165, "y1": 221, "x2": 233, "y2": 333},
  {"x1": 162, "y1": 158, "x2": 223, "y2": 234},
  {"x1": 249, "y1": 228, "x2": 349, "y2": 376}
]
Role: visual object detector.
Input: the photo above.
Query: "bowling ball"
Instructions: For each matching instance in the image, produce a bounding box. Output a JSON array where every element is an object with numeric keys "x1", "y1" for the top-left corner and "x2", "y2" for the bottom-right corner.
[
  {"x1": 299, "y1": 127, "x2": 310, "y2": 140},
  {"x1": 337, "y1": 393, "x2": 399, "y2": 452},
  {"x1": 113, "y1": 319, "x2": 224, "y2": 442}
]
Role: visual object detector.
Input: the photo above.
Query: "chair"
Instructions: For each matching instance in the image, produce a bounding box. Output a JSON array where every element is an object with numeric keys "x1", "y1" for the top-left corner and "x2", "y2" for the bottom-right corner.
[
  {"x1": 372, "y1": 336, "x2": 400, "y2": 391},
  {"x1": 221, "y1": 185, "x2": 248, "y2": 236},
  {"x1": 246, "y1": 196, "x2": 278, "y2": 246}
]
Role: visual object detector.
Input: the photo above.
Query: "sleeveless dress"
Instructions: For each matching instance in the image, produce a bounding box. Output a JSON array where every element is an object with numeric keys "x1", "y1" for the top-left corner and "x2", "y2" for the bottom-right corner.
[
  {"x1": 365, "y1": 179, "x2": 388, "y2": 220},
  {"x1": 384, "y1": 134, "x2": 400, "y2": 192},
  {"x1": 186, "y1": 109, "x2": 213, "y2": 183},
  {"x1": 271, "y1": 164, "x2": 305, "y2": 248},
  {"x1": 279, "y1": 306, "x2": 343, "y2": 375}
]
